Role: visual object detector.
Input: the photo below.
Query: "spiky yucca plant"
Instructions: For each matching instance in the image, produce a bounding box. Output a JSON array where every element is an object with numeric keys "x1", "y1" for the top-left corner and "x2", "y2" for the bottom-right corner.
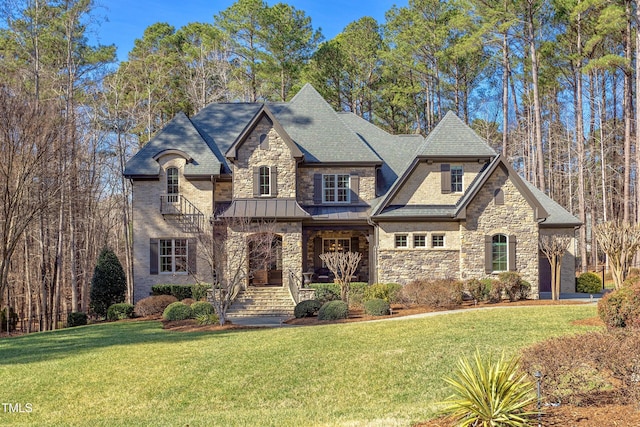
[{"x1": 440, "y1": 350, "x2": 537, "y2": 427}]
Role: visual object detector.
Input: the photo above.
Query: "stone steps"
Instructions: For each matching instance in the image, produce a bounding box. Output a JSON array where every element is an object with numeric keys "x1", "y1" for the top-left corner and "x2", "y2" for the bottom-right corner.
[{"x1": 226, "y1": 286, "x2": 295, "y2": 317}]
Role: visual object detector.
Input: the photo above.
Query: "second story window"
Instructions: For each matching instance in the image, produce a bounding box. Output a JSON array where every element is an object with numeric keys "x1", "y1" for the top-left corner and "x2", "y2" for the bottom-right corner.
[
  {"x1": 323, "y1": 174, "x2": 350, "y2": 203},
  {"x1": 259, "y1": 166, "x2": 271, "y2": 196},
  {"x1": 451, "y1": 166, "x2": 463, "y2": 192},
  {"x1": 160, "y1": 238, "x2": 188, "y2": 273},
  {"x1": 167, "y1": 167, "x2": 179, "y2": 202}
]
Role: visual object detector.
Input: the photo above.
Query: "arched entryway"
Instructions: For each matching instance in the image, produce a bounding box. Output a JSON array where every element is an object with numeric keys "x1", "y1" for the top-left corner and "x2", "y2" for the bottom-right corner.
[{"x1": 248, "y1": 233, "x2": 283, "y2": 286}]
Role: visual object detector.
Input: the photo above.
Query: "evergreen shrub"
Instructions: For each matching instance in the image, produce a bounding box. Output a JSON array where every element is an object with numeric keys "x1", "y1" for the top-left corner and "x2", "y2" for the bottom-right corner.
[
  {"x1": 318, "y1": 300, "x2": 349, "y2": 320},
  {"x1": 89, "y1": 248, "x2": 127, "y2": 317},
  {"x1": 67, "y1": 312, "x2": 87, "y2": 327},
  {"x1": 364, "y1": 283, "x2": 402, "y2": 303},
  {"x1": 364, "y1": 298, "x2": 390, "y2": 316},
  {"x1": 576, "y1": 272, "x2": 602, "y2": 294},
  {"x1": 107, "y1": 303, "x2": 134, "y2": 321},
  {"x1": 190, "y1": 301, "x2": 214, "y2": 317},
  {"x1": 294, "y1": 299, "x2": 322, "y2": 318},
  {"x1": 162, "y1": 302, "x2": 193, "y2": 321}
]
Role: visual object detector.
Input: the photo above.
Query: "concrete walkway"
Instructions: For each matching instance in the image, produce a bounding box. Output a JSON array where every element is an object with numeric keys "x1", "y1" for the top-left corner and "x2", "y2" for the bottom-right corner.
[{"x1": 227, "y1": 292, "x2": 602, "y2": 328}]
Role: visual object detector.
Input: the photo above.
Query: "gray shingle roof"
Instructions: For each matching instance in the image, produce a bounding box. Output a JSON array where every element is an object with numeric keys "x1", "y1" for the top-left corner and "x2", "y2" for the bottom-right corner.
[
  {"x1": 304, "y1": 205, "x2": 371, "y2": 221},
  {"x1": 124, "y1": 112, "x2": 221, "y2": 177},
  {"x1": 524, "y1": 182, "x2": 582, "y2": 227},
  {"x1": 375, "y1": 205, "x2": 456, "y2": 219},
  {"x1": 418, "y1": 111, "x2": 497, "y2": 158},
  {"x1": 270, "y1": 84, "x2": 381, "y2": 163}
]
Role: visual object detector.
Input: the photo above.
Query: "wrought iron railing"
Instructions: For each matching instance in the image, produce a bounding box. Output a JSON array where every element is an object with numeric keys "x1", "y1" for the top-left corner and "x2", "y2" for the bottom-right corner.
[
  {"x1": 287, "y1": 270, "x2": 302, "y2": 304},
  {"x1": 160, "y1": 194, "x2": 205, "y2": 232}
]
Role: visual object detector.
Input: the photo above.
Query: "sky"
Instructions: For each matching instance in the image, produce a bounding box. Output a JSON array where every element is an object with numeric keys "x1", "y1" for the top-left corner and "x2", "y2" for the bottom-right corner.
[{"x1": 92, "y1": 0, "x2": 406, "y2": 62}]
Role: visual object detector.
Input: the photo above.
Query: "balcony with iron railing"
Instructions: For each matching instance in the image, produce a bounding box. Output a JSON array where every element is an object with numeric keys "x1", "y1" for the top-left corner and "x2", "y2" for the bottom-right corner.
[{"x1": 160, "y1": 194, "x2": 205, "y2": 232}]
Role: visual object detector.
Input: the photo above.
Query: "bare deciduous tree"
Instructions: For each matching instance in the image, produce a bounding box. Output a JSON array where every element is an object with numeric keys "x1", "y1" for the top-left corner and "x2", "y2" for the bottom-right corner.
[
  {"x1": 192, "y1": 217, "x2": 275, "y2": 325},
  {"x1": 539, "y1": 234, "x2": 572, "y2": 300},
  {"x1": 319, "y1": 251, "x2": 362, "y2": 304},
  {"x1": 594, "y1": 221, "x2": 640, "y2": 290}
]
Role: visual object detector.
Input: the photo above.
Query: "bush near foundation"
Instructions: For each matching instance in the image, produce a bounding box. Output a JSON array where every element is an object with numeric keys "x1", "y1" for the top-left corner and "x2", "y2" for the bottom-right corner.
[
  {"x1": 497, "y1": 272, "x2": 530, "y2": 301},
  {"x1": 318, "y1": 300, "x2": 349, "y2": 320},
  {"x1": 364, "y1": 283, "x2": 402, "y2": 303},
  {"x1": 401, "y1": 278, "x2": 463, "y2": 308},
  {"x1": 151, "y1": 284, "x2": 195, "y2": 301},
  {"x1": 162, "y1": 302, "x2": 193, "y2": 321},
  {"x1": 465, "y1": 278, "x2": 490, "y2": 302},
  {"x1": 364, "y1": 298, "x2": 390, "y2": 316},
  {"x1": 576, "y1": 272, "x2": 603, "y2": 294},
  {"x1": 107, "y1": 303, "x2": 134, "y2": 321},
  {"x1": 134, "y1": 295, "x2": 178, "y2": 317},
  {"x1": 294, "y1": 300, "x2": 322, "y2": 318},
  {"x1": 190, "y1": 301, "x2": 214, "y2": 317}
]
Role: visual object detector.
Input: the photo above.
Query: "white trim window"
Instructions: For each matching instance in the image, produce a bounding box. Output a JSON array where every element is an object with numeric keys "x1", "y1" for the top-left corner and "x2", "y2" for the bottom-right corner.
[
  {"x1": 395, "y1": 234, "x2": 408, "y2": 248},
  {"x1": 167, "y1": 167, "x2": 179, "y2": 203},
  {"x1": 431, "y1": 234, "x2": 445, "y2": 248},
  {"x1": 451, "y1": 165, "x2": 463, "y2": 193},
  {"x1": 414, "y1": 234, "x2": 427, "y2": 248},
  {"x1": 323, "y1": 174, "x2": 350, "y2": 203},
  {"x1": 259, "y1": 165, "x2": 271, "y2": 196},
  {"x1": 160, "y1": 239, "x2": 188, "y2": 273}
]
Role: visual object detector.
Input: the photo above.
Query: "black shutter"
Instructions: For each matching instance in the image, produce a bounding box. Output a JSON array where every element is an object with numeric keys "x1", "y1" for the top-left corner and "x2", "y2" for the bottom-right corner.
[
  {"x1": 314, "y1": 236, "x2": 323, "y2": 269},
  {"x1": 484, "y1": 235, "x2": 492, "y2": 274},
  {"x1": 188, "y1": 238, "x2": 197, "y2": 274},
  {"x1": 313, "y1": 174, "x2": 322, "y2": 204},
  {"x1": 253, "y1": 167, "x2": 259, "y2": 197},
  {"x1": 508, "y1": 235, "x2": 516, "y2": 271},
  {"x1": 350, "y1": 174, "x2": 359, "y2": 204},
  {"x1": 270, "y1": 167, "x2": 278, "y2": 196},
  {"x1": 150, "y1": 239, "x2": 159, "y2": 275},
  {"x1": 351, "y1": 236, "x2": 359, "y2": 254},
  {"x1": 441, "y1": 164, "x2": 451, "y2": 194}
]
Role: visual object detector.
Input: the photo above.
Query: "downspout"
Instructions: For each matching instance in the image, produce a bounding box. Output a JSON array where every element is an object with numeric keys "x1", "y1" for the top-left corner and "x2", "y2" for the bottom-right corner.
[{"x1": 367, "y1": 217, "x2": 378, "y2": 285}]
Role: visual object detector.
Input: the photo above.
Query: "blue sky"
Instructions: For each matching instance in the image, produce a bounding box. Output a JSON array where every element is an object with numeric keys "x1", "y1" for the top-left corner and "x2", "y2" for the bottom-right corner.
[{"x1": 92, "y1": 0, "x2": 405, "y2": 61}]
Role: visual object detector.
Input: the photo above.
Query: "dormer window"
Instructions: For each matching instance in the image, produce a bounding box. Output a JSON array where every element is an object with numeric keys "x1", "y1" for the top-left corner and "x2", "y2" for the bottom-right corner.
[
  {"x1": 323, "y1": 174, "x2": 350, "y2": 203},
  {"x1": 451, "y1": 165, "x2": 463, "y2": 192},
  {"x1": 440, "y1": 164, "x2": 463, "y2": 193},
  {"x1": 259, "y1": 166, "x2": 271, "y2": 196},
  {"x1": 167, "y1": 167, "x2": 179, "y2": 202}
]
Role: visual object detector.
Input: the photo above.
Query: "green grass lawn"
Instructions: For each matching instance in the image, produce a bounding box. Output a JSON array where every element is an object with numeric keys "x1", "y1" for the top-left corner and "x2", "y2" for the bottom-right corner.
[{"x1": 0, "y1": 305, "x2": 599, "y2": 427}]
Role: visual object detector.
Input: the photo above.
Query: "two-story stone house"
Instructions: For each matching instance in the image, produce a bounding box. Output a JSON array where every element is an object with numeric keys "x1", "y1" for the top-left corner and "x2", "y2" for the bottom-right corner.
[{"x1": 124, "y1": 84, "x2": 580, "y2": 309}]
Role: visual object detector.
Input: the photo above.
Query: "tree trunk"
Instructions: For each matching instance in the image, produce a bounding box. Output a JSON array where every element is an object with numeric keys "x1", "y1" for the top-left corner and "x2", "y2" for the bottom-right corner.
[{"x1": 526, "y1": 0, "x2": 545, "y2": 193}]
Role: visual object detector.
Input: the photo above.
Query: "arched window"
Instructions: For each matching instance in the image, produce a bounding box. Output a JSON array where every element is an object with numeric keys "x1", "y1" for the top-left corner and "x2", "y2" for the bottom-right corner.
[
  {"x1": 167, "y1": 167, "x2": 179, "y2": 202},
  {"x1": 492, "y1": 234, "x2": 508, "y2": 272}
]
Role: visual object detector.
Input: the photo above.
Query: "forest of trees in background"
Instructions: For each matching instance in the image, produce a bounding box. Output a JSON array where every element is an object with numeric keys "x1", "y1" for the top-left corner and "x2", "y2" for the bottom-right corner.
[{"x1": 0, "y1": 0, "x2": 639, "y2": 331}]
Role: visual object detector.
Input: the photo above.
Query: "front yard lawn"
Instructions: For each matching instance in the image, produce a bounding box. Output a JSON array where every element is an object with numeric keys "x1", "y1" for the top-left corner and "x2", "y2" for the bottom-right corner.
[{"x1": 0, "y1": 305, "x2": 598, "y2": 426}]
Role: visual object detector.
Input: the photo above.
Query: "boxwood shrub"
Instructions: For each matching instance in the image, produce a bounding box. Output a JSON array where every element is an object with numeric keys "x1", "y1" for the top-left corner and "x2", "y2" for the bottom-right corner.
[
  {"x1": 576, "y1": 272, "x2": 602, "y2": 294},
  {"x1": 162, "y1": 301, "x2": 193, "y2": 321},
  {"x1": 191, "y1": 301, "x2": 214, "y2": 317},
  {"x1": 294, "y1": 299, "x2": 322, "y2": 318},
  {"x1": 67, "y1": 312, "x2": 87, "y2": 327},
  {"x1": 107, "y1": 303, "x2": 134, "y2": 321},
  {"x1": 364, "y1": 283, "x2": 402, "y2": 303},
  {"x1": 318, "y1": 300, "x2": 349, "y2": 320},
  {"x1": 364, "y1": 298, "x2": 390, "y2": 316}
]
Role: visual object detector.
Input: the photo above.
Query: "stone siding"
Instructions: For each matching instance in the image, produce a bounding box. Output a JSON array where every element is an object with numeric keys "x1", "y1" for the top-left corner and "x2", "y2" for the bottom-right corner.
[
  {"x1": 377, "y1": 250, "x2": 460, "y2": 284},
  {"x1": 378, "y1": 221, "x2": 460, "y2": 250},
  {"x1": 298, "y1": 166, "x2": 375, "y2": 205},
  {"x1": 233, "y1": 117, "x2": 297, "y2": 199},
  {"x1": 459, "y1": 166, "x2": 539, "y2": 294},
  {"x1": 391, "y1": 161, "x2": 485, "y2": 206},
  {"x1": 305, "y1": 230, "x2": 370, "y2": 281},
  {"x1": 131, "y1": 155, "x2": 214, "y2": 302}
]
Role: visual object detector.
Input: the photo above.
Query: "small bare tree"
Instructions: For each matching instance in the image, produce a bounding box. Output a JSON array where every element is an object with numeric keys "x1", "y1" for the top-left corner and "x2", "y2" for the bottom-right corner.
[
  {"x1": 539, "y1": 234, "x2": 572, "y2": 300},
  {"x1": 192, "y1": 217, "x2": 275, "y2": 325},
  {"x1": 594, "y1": 221, "x2": 640, "y2": 290},
  {"x1": 319, "y1": 251, "x2": 362, "y2": 305}
]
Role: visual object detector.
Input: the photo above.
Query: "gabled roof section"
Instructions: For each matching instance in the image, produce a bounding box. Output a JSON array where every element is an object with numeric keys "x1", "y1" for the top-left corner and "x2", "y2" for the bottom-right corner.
[
  {"x1": 225, "y1": 104, "x2": 303, "y2": 161},
  {"x1": 418, "y1": 111, "x2": 497, "y2": 159},
  {"x1": 124, "y1": 112, "x2": 221, "y2": 178},
  {"x1": 270, "y1": 84, "x2": 381, "y2": 164},
  {"x1": 524, "y1": 181, "x2": 582, "y2": 227},
  {"x1": 451, "y1": 155, "x2": 548, "y2": 221}
]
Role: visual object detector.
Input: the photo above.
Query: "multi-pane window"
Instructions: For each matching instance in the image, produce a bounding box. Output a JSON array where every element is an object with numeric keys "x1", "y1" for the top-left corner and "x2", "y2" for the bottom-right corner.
[
  {"x1": 259, "y1": 166, "x2": 271, "y2": 196},
  {"x1": 167, "y1": 167, "x2": 179, "y2": 202},
  {"x1": 395, "y1": 234, "x2": 408, "y2": 248},
  {"x1": 492, "y1": 234, "x2": 508, "y2": 272},
  {"x1": 451, "y1": 166, "x2": 463, "y2": 192},
  {"x1": 323, "y1": 174, "x2": 350, "y2": 203},
  {"x1": 323, "y1": 238, "x2": 350, "y2": 254},
  {"x1": 160, "y1": 239, "x2": 188, "y2": 273},
  {"x1": 432, "y1": 235, "x2": 445, "y2": 248},
  {"x1": 414, "y1": 235, "x2": 426, "y2": 248}
]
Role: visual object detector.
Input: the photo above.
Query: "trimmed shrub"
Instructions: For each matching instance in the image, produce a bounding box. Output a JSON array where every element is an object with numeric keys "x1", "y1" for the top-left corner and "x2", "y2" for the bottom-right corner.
[
  {"x1": 191, "y1": 283, "x2": 210, "y2": 301},
  {"x1": 364, "y1": 283, "x2": 402, "y2": 303},
  {"x1": 294, "y1": 299, "x2": 322, "y2": 318},
  {"x1": 364, "y1": 298, "x2": 390, "y2": 316},
  {"x1": 497, "y1": 272, "x2": 529, "y2": 301},
  {"x1": 90, "y1": 248, "x2": 127, "y2": 317},
  {"x1": 597, "y1": 283, "x2": 640, "y2": 329},
  {"x1": 107, "y1": 303, "x2": 134, "y2": 321},
  {"x1": 318, "y1": 300, "x2": 349, "y2": 320},
  {"x1": 0, "y1": 307, "x2": 18, "y2": 332},
  {"x1": 196, "y1": 313, "x2": 219, "y2": 325},
  {"x1": 151, "y1": 284, "x2": 193, "y2": 300},
  {"x1": 313, "y1": 285, "x2": 340, "y2": 305},
  {"x1": 346, "y1": 282, "x2": 369, "y2": 307},
  {"x1": 401, "y1": 278, "x2": 463, "y2": 308},
  {"x1": 576, "y1": 272, "x2": 602, "y2": 294},
  {"x1": 162, "y1": 302, "x2": 193, "y2": 321},
  {"x1": 181, "y1": 298, "x2": 195, "y2": 306},
  {"x1": 134, "y1": 295, "x2": 178, "y2": 317},
  {"x1": 465, "y1": 278, "x2": 490, "y2": 302},
  {"x1": 67, "y1": 312, "x2": 87, "y2": 327},
  {"x1": 191, "y1": 301, "x2": 214, "y2": 317}
]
